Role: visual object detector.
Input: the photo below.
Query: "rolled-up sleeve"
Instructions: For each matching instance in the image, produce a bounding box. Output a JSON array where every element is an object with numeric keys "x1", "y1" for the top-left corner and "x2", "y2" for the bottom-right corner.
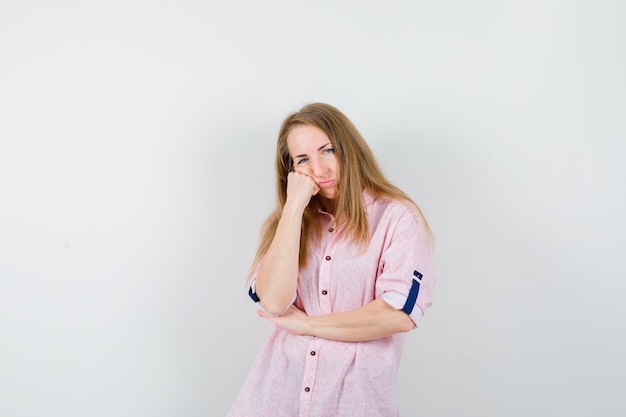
[{"x1": 375, "y1": 207, "x2": 436, "y2": 327}]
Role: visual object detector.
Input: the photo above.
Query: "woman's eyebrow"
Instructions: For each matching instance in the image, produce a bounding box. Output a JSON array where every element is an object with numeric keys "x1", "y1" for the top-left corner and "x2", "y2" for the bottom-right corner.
[{"x1": 294, "y1": 143, "x2": 332, "y2": 159}]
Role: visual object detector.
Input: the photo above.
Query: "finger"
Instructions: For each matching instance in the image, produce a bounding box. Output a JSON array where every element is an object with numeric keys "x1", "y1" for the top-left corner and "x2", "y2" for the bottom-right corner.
[{"x1": 293, "y1": 166, "x2": 313, "y2": 178}]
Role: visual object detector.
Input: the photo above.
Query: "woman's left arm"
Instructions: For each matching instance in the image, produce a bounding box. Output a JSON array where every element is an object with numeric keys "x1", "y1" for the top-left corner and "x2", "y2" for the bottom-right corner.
[{"x1": 256, "y1": 299, "x2": 415, "y2": 342}]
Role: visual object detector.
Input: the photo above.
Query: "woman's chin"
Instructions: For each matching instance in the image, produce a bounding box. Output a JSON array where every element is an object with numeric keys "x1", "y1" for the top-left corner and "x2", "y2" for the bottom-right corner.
[{"x1": 318, "y1": 189, "x2": 337, "y2": 200}]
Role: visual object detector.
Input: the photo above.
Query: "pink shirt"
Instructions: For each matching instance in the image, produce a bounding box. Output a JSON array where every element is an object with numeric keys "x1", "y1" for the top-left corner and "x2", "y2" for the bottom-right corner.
[{"x1": 228, "y1": 192, "x2": 435, "y2": 417}]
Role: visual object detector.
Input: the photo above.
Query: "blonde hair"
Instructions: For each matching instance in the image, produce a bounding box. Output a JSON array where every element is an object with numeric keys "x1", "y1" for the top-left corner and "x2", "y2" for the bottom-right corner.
[{"x1": 249, "y1": 103, "x2": 432, "y2": 279}]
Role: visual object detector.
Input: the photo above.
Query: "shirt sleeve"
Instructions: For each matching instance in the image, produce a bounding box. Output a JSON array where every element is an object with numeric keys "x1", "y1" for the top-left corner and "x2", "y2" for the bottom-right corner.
[
  {"x1": 247, "y1": 259, "x2": 297, "y2": 318},
  {"x1": 375, "y1": 205, "x2": 436, "y2": 328}
]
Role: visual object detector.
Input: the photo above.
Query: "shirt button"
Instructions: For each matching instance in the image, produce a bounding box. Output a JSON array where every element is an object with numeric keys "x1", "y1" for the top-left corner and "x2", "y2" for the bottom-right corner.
[
  {"x1": 310, "y1": 351, "x2": 316, "y2": 356},
  {"x1": 321, "y1": 290, "x2": 328, "y2": 295},
  {"x1": 325, "y1": 255, "x2": 331, "y2": 261},
  {"x1": 304, "y1": 387, "x2": 310, "y2": 392}
]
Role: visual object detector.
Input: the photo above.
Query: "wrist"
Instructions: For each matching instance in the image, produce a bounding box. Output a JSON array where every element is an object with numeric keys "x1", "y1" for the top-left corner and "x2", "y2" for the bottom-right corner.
[
  {"x1": 300, "y1": 314, "x2": 315, "y2": 336},
  {"x1": 282, "y1": 201, "x2": 306, "y2": 217}
]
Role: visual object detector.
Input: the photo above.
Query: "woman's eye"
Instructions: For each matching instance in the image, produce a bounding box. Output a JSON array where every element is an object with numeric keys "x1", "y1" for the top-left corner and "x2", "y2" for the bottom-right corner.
[
  {"x1": 323, "y1": 148, "x2": 335, "y2": 154},
  {"x1": 296, "y1": 158, "x2": 308, "y2": 165}
]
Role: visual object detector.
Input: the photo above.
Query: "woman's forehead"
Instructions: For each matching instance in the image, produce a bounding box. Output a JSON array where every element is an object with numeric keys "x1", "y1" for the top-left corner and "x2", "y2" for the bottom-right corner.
[{"x1": 286, "y1": 125, "x2": 331, "y2": 154}]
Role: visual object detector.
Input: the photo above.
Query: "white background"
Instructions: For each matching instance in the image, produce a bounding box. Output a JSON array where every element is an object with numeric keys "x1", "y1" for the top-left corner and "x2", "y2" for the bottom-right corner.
[{"x1": 1, "y1": 1, "x2": 625, "y2": 416}]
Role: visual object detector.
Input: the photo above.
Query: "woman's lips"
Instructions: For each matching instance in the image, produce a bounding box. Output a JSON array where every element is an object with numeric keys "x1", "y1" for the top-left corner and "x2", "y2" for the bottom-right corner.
[{"x1": 317, "y1": 180, "x2": 335, "y2": 188}]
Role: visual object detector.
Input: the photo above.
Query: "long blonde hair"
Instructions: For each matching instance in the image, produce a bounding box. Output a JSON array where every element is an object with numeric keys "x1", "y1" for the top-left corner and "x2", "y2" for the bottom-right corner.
[{"x1": 249, "y1": 103, "x2": 432, "y2": 279}]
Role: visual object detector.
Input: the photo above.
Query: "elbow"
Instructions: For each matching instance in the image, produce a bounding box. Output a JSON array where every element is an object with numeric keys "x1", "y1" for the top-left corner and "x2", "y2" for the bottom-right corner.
[
  {"x1": 379, "y1": 299, "x2": 416, "y2": 334},
  {"x1": 395, "y1": 311, "x2": 416, "y2": 333},
  {"x1": 398, "y1": 317, "x2": 416, "y2": 333},
  {"x1": 259, "y1": 298, "x2": 291, "y2": 317},
  {"x1": 254, "y1": 279, "x2": 295, "y2": 316}
]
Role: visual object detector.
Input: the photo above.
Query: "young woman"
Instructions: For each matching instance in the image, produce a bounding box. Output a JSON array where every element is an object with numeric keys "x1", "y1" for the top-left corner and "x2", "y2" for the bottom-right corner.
[{"x1": 228, "y1": 103, "x2": 435, "y2": 417}]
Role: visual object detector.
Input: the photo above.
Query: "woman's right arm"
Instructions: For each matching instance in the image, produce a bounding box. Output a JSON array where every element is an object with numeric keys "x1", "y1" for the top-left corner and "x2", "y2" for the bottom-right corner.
[{"x1": 254, "y1": 172, "x2": 318, "y2": 316}]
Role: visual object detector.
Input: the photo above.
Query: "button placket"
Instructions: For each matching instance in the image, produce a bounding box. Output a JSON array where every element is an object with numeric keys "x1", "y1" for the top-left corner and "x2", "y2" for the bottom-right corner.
[
  {"x1": 318, "y1": 220, "x2": 340, "y2": 314},
  {"x1": 299, "y1": 339, "x2": 321, "y2": 416},
  {"x1": 318, "y1": 255, "x2": 333, "y2": 312}
]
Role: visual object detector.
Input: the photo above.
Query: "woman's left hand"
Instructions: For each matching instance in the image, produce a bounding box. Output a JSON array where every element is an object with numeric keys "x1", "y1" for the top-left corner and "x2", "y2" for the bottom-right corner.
[{"x1": 257, "y1": 305, "x2": 310, "y2": 335}]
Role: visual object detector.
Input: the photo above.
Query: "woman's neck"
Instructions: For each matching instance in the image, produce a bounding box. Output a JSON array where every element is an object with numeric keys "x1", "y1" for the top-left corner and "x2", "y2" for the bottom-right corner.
[{"x1": 319, "y1": 197, "x2": 336, "y2": 215}]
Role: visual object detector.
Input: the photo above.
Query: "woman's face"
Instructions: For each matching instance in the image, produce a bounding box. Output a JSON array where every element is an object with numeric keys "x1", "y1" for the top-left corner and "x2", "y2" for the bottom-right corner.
[{"x1": 287, "y1": 124, "x2": 340, "y2": 201}]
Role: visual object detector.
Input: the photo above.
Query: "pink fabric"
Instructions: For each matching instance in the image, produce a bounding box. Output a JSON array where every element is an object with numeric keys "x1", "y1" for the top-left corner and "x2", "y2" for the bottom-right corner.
[{"x1": 228, "y1": 192, "x2": 435, "y2": 417}]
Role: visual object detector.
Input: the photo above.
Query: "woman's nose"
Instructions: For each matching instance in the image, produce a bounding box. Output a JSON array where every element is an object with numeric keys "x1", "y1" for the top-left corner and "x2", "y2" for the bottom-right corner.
[{"x1": 311, "y1": 158, "x2": 327, "y2": 176}]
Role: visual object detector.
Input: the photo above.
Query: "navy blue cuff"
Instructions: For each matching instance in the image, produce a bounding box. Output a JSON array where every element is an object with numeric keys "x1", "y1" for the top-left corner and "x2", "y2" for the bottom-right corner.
[
  {"x1": 401, "y1": 271, "x2": 422, "y2": 315},
  {"x1": 248, "y1": 287, "x2": 260, "y2": 303}
]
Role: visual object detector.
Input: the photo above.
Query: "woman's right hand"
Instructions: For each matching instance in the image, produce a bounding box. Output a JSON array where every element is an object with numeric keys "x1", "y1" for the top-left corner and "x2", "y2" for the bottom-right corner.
[{"x1": 285, "y1": 171, "x2": 320, "y2": 211}]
